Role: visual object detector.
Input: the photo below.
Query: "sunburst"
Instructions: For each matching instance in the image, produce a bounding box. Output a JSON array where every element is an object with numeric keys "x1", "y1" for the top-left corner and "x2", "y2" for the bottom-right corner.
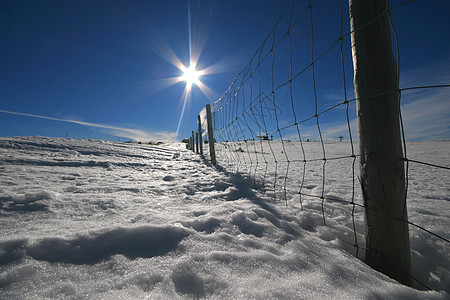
[
  {"x1": 141, "y1": 2, "x2": 235, "y2": 140},
  {"x1": 179, "y1": 63, "x2": 203, "y2": 89}
]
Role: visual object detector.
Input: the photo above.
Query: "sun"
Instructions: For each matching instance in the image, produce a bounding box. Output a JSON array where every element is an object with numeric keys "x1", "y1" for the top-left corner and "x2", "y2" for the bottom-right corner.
[{"x1": 180, "y1": 64, "x2": 202, "y2": 89}]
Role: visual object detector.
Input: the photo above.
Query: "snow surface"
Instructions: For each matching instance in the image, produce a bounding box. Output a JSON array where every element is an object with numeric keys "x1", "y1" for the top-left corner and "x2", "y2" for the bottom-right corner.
[{"x1": 0, "y1": 136, "x2": 448, "y2": 299}]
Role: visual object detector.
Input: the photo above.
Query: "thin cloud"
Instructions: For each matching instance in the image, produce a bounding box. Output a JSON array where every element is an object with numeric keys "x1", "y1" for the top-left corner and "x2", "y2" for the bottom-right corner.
[
  {"x1": 0, "y1": 109, "x2": 176, "y2": 142},
  {"x1": 400, "y1": 56, "x2": 450, "y2": 90},
  {"x1": 401, "y1": 88, "x2": 450, "y2": 141},
  {"x1": 301, "y1": 87, "x2": 450, "y2": 142},
  {"x1": 298, "y1": 86, "x2": 450, "y2": 142},
  {"x1": 399, "y1": 56, "x2": 450, "y2": 141}
]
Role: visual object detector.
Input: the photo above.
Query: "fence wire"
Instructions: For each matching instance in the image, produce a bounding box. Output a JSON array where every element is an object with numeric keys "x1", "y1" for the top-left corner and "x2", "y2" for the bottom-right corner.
[{"x1": 193, "y1": 0, "x2": 449, "y2": 291}]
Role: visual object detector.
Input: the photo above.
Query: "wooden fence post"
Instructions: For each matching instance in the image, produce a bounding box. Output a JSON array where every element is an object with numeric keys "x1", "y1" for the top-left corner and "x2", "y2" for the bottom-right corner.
[
  {"x1": 198, "y1": 115, "x2": 203, "y2": 156},
  {"x1": 349, "y1": 0, "x2": 411, "y2": 285},
  {"x1": 195, "y1": 132, "x2": 199, "y2": 154},
  {"x1": 205, "y1": 104, "x2": 216, "y2": 165}
]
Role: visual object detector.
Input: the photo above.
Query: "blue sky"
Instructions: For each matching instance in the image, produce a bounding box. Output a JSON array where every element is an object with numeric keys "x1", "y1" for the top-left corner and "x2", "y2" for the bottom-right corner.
[{"x1": 1, "y1": 0, "x2": 449, "y2": 142}]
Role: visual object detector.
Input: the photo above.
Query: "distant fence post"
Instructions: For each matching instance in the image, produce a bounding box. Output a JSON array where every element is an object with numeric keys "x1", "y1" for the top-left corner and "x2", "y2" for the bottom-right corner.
[
  {"x1": 198, "y1": 115, "x2": 203, "y2": 156},
  {"x1": 205, "y1": 104, "x2": 216, "y2": 165},
  {"x1": 350, "y1": 0, "x2": 411, "y2": 285}
]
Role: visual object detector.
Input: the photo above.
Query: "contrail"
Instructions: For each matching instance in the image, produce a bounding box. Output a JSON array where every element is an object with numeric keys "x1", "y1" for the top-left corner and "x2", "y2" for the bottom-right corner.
[
  {"x1": 0, "y1": 109, "x2": 176, "y2": 142},
  {"x1": 0, "y1": 109, "x2": 119, "y2": 130}
]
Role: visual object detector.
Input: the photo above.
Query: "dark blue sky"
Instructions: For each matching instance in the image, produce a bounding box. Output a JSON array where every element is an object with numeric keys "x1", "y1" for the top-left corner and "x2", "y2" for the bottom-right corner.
[{"x1": 1, "y1": 0, "x2": 449, "y2": 141}]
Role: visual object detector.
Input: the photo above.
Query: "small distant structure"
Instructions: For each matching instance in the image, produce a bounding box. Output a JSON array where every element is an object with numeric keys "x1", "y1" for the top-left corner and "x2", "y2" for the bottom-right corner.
[
  {"x1": 182, "y1": 138, "x2": 189, "y2": 143},
  {"x1": 256, "y1": 135, "x2": 269, "y2": 141},
  {"x1": 339, "y1": 136, "x2": 344, "y2": 142}
]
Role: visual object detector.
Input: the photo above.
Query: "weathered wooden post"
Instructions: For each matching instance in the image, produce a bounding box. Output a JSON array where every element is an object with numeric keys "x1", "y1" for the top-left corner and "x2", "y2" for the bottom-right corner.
[
  {"x1": 198, "y1": 115, "x2": 203, "y2": 156},
  {"x1": 191, "y1": 131, "x2": 195, "y2": 152},
  {"x1": 350, "y1": 0, "x2": 411, "y2": 285},
  {"x1": 205, "y1": 104, "x2": 216, "y2": 165},
  {"x1": 195, "y1": 132, "x2": 199, "y2": 154}
]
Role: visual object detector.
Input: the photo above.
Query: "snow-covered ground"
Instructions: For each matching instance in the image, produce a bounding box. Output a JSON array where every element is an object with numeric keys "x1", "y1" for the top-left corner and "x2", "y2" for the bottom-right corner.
[{"x1": 0, "y1": 136, "x2": 448, "y2": 299}]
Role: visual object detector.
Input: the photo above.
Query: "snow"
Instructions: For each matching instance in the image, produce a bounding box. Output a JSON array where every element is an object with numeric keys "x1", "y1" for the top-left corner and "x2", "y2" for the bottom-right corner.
[{"x1": 0, "y1": 136, "x2": 448, "y2": 299}]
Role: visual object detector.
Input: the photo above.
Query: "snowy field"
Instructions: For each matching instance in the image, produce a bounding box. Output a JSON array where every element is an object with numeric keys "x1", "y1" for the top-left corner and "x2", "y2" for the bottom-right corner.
[{"x1": 0, "y1": 136, "x2": 448, "y2": 299}]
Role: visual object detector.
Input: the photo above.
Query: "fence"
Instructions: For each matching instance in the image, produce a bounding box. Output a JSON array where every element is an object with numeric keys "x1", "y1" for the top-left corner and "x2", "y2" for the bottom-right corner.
[{"x1": 188, "y1": 0, "x2": 449, "y2": 290}]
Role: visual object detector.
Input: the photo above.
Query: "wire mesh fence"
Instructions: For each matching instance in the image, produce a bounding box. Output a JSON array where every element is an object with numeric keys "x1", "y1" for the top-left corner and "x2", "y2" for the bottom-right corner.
[{"x1": 191, "y1": 0, "x2": 449, "y2": 290}]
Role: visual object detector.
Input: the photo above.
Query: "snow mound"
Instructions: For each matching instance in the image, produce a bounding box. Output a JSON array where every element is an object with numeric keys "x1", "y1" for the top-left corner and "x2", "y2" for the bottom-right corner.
[
  {"x1": 0, "y1": 191, "x2": 53, "y2": 212},
  {"x1": 1, "y1": 225, "x2": 191, "y2": 265}
]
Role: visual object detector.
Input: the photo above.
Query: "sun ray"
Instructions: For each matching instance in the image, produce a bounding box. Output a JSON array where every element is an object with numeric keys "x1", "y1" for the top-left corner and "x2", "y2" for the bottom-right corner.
[
  {"x1": 140, "y1": 30, "x2": 185, "y2": 72},
  {"x1": 196, "y1": 80, "x2": 219, "y2": 101},
  {"x1": 200, "y1": 48, "x2": 250, "y2": 76},
  {"x1": 175, "y1": 85, "x2": 191, "y2": 137},
  {"x1": 134, "y1": 76, "x2": 181, "y2": 95}
]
